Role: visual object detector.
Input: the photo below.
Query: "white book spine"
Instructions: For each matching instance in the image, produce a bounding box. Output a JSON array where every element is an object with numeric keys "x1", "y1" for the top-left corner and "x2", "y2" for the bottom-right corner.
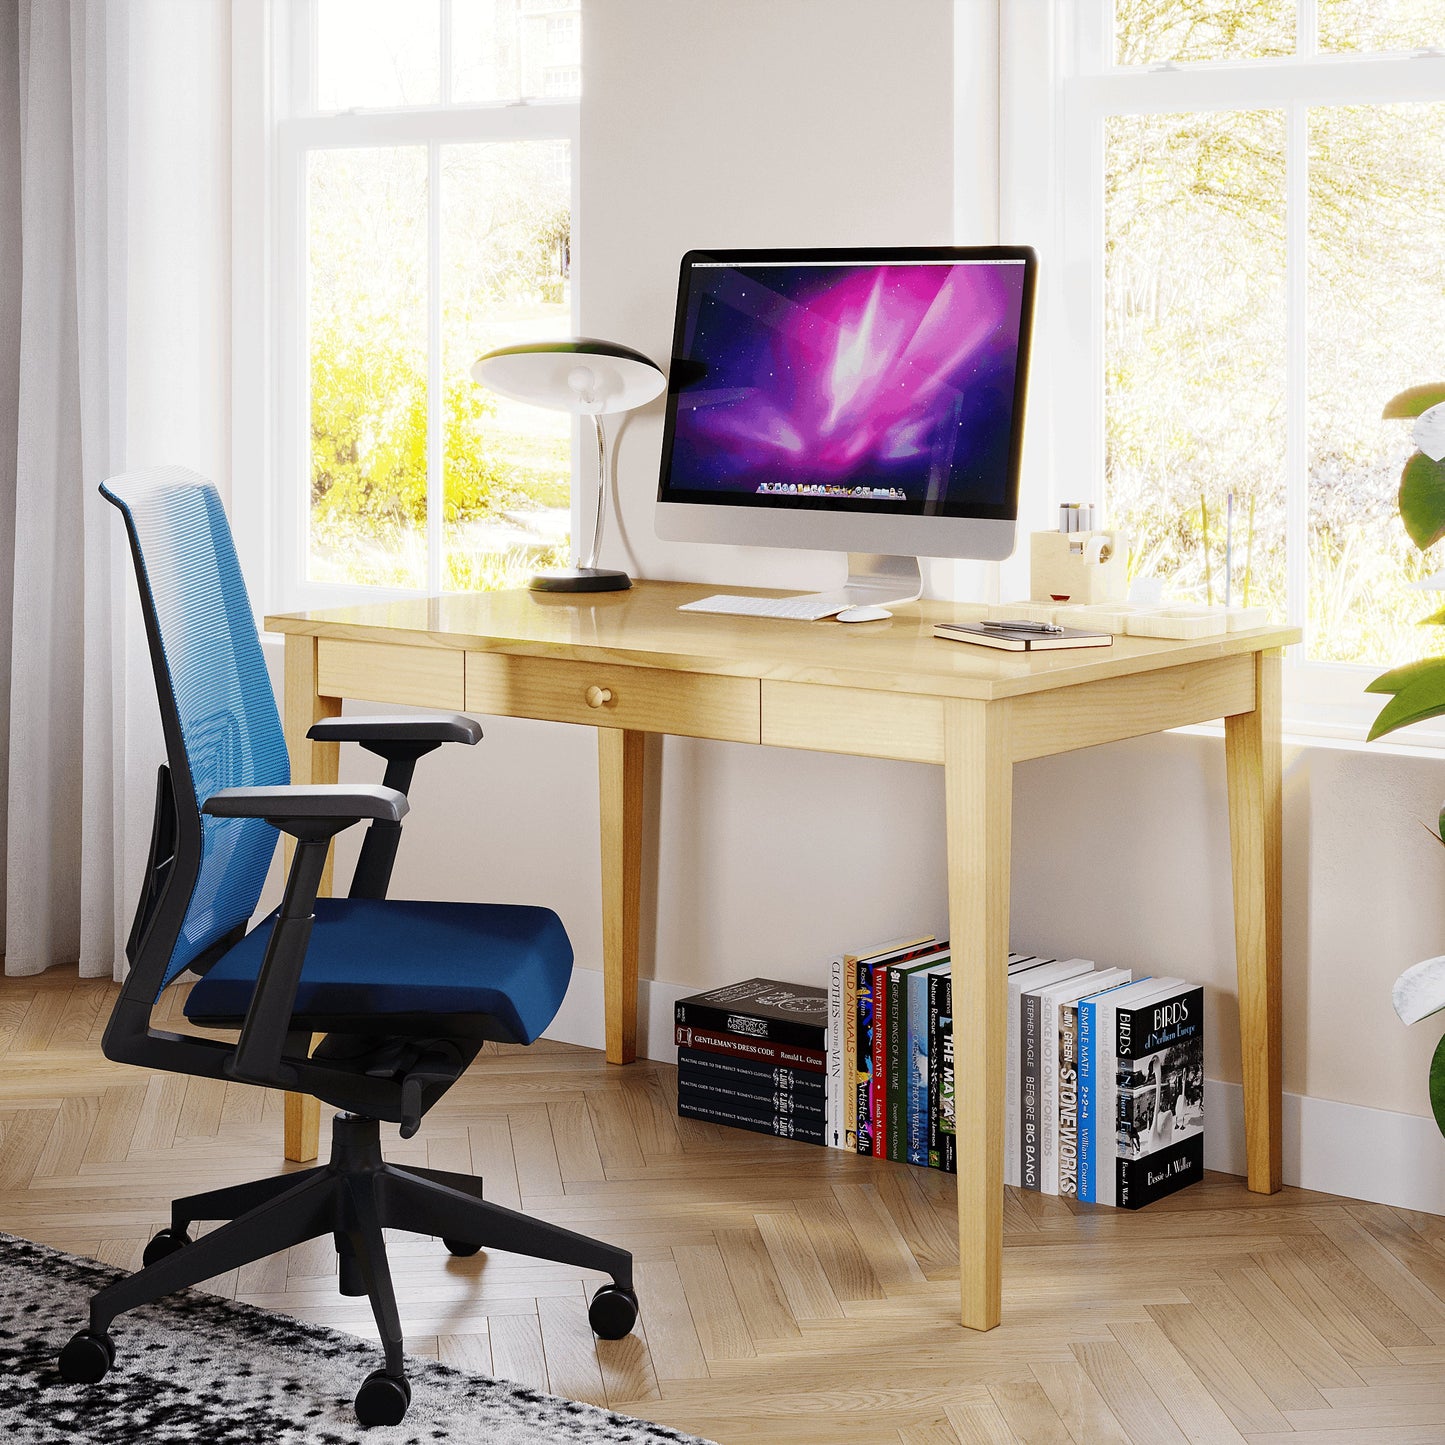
[
  {"x1": 1006, "y1": 977, "x2": 1023, "y2": 1187},
  {"x1": 1041, "y1": 969, "x2": 1126, "y2": 1195},
  {"x1": 827, "y1": 956, "x2": 844, "y2": 1150},
  {"x1": 1096, "y1": 996, "x2": 1121, "y2": 1207}
]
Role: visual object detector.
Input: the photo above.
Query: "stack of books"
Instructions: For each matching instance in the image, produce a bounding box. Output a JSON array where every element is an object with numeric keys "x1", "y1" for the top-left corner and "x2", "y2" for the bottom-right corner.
[
  {"x1": 673, "y1": 943, "x2": 1205, "y2": 1210},
  {"x1": 825, "y1": 936, "x2": 1204, "y2": 1209},
  {"x1": 673, "y1": 978, "x2": 828, "y2": 1145}
]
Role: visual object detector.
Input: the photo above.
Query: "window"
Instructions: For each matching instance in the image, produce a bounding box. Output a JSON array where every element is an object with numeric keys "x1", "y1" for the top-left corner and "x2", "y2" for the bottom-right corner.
[
  {"x1": 1007, "y1": 2, "x2": 1445, "y2": 734},
  {"x1": 273, "y1": 0, "x2": 580, "y2": 605}
]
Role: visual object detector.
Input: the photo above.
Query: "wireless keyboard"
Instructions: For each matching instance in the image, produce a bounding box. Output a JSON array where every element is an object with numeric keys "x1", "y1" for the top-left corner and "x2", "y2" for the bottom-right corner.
[{"x1": 679, "y1": 592, "x2": 853, "y2": 621}]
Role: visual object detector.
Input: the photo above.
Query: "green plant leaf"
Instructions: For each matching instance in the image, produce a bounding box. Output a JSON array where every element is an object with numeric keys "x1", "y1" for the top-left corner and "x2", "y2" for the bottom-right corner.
[
  {"x1": 1368, "y1": 659, "x2": 1445, "y2": 739},
  {"x1": 1431, "y1": 1034, "x2": 1445, "y2": 1137},
  {"x1": 1384, "y1": 383, "x2": 1445, "y2": 419},
  {"x1": 1367, "y1": 657, "x2": 1445, "y2": 695},
  {"x1": 1421, "y1": 607, "x2": 1445, "y2": 627},
  {"x1": 1400, "y1": 452, "x2": 1445, "y2": 550}
]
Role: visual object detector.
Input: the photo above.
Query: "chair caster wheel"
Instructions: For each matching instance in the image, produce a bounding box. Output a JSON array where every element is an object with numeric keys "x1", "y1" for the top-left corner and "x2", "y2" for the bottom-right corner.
[
  {"x1": 59, "y1": 1329, "x2": 115, "y2": 1383},
  {"x1": 355, "y1": 1368, "x2": 411, "y2": 1427},
  {"x1": 142, "y1": 1227, "x2": 190, "y2": 1267},
  {"x1": 589, "y1": 1283, "x2": 639, "y2": 1340},
  {"x1": 442, "y1": 1238, "x2": 482, "y2": 1258}
]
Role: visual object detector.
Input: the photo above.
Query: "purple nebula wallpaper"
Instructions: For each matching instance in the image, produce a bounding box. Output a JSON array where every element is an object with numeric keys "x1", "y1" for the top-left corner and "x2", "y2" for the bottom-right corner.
[{"x1": 665, "y1": 260, "x2": 1027, "y2": 511}]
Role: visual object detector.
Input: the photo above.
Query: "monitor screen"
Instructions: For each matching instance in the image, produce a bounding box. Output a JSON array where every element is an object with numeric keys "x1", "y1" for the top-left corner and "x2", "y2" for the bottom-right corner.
[{"x1": 657, "y1": 247, "x2": 1034, "y2": 522}]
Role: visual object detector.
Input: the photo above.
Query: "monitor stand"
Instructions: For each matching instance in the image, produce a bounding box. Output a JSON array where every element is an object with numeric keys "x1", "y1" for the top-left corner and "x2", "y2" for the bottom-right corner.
[{"x1": 798, "y1": 553, "x2": 924, "y2": 616}]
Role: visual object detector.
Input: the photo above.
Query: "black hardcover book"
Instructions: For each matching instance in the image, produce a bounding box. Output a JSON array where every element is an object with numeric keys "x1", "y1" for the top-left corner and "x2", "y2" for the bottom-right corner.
[
  {"x1": 678, "y1": 1098, "x2": 826, "y2": 1145},
  {"x1": 675, "y1": 977, "x2": 828, "y2": 1049},
  {"x1": 677, "y1": 1046, "x2": 826, "y2": 1097},
  {"x1": 678, "y1": 1073, "x2": 826, "y2": 1120},
  {"x1": 1114, "y1": 986, "x2": 1205, "y2": 1209},
  {"x1": 927, "y1": 972, "x2": 956, "y2": 1174}
]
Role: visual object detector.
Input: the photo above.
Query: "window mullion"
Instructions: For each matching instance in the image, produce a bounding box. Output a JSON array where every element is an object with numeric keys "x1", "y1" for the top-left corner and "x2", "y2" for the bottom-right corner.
[
  {"x1": 440, "y1": 0, "x2": 452, "y2": 106},
  {"x1": 1298, "y1": 0, "x2": 1318, "y2": 57},
  {"x1": 1285, "y1": 100, "x2": 1309, "y2": 643},
  {"x1": 426, "y1": 137, "x2": 443, "y2": 595}
]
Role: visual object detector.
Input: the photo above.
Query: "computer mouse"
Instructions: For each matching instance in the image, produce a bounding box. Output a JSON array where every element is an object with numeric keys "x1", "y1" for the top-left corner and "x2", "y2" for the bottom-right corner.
[{"x1": 836, "y1": 605, "x2": 893, "y2": 624}]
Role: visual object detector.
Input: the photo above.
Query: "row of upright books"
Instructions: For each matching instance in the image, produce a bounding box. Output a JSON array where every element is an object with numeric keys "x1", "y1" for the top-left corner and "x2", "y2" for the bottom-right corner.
[{"x1": 673, "y1": 936, "x2": 1205, "y2": 1209}]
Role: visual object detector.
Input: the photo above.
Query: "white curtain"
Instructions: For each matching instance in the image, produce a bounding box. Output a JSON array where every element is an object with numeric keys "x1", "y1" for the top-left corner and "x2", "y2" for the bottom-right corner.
[{"x1": 0, "y1": 0, "x2": 132, "y2": 980}]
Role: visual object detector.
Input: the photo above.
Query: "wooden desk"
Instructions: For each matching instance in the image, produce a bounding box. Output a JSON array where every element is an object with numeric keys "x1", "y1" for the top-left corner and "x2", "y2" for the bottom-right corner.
[{"x1": 267, "y1": 581, "x2": 1296, "y2": 1331}]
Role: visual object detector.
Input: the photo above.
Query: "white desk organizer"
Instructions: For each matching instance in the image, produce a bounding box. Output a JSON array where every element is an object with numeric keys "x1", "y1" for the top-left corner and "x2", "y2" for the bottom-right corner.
[
  {"x1": 986, "y1": 601, "x2": 1272, "y2": 638},
  {"x1": 1030, "y1": 529, "x2": 1128, "y2": 606}
]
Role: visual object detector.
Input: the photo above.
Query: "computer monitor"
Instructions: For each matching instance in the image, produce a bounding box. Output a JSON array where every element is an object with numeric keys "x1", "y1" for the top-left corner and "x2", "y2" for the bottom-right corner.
[{"x1": 655, "y1": 245, "x2": 1036, "y2": 608}]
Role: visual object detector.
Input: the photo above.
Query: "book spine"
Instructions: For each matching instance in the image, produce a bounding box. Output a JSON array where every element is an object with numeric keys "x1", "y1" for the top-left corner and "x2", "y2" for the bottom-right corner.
[
  {"x1": 1021, "y1": 991, "x2": 1041, "y2": 1191},
  {"x1": 940, "y1": 1006, "x2": 956, "y2": 1140},
  {"x1": 871, "y1": 965, "x2": 889, "y2": 1158},
  {"x1": 1005, "y1": 981, "x2": 1020, "y2": 1188},
  {"x1": 678, "y1": 1077, "x2": 826, "y2": 1119},
  {"x1": 1078, "y1": 998, "x2": 1095, "y2": 1204},
  {"x1": 886, "y1": 965, "x2": 909, "y2": 1164},
  {"x1": 1098, "y1": 1002, "x2": 1118, "y2": 1207},
  {"x1": 677, "y1": 1048, "x2": 825, "y2": 1094},
  {"x1": 678, "y1": 1099, "x2": 826, "y2": 1144},
  {"x1": 674, "y1": 1000, "x2": 826, "y2": 1050},
  {"x1": 927, "y1": 971, "x2": 945, "y2": 1168},
  {"x1": 1116, "y1": 987, "x2": 1205, "y2": 1208},
  {"x1": 843, "y1": 958, "x2": 859, "y2": 1150},
  {"x1": 1057, "y1": 1002, "x2": 1081, "y2": 1199},
  {"x1": 674, "y1": 1026, "x2": 825, "y2": 1073},
  {"x1": 906, "y1": 970, "x2": 930, "y2": 1168},
  {"x1": 855, "y1": 959, "x2": 875, "y2": 1156},
  {"x1": 828, "y1": 956, "x2": 844, "y2": 1149},
  {"x1": 1040, "y1": 991, "x2": 1059, "y2": 1195}
]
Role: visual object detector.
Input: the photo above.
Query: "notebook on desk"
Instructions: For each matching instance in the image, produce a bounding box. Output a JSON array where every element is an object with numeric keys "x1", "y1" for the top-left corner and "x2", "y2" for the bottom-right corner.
[{"x1": 933, "y1": 622, "x2": 1112, "y2": 652}]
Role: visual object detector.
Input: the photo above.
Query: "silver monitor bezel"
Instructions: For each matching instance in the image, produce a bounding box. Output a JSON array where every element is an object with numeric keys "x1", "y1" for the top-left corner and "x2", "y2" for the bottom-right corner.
[{"x1": 654, "y1": 244, "x2": 1036, "y2": 563}]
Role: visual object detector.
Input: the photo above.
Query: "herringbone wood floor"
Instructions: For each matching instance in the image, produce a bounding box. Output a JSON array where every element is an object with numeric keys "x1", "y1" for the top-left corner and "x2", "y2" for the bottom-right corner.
[{"x1": 3, "y1": 969, "x2": 1445, "y2": 1444}]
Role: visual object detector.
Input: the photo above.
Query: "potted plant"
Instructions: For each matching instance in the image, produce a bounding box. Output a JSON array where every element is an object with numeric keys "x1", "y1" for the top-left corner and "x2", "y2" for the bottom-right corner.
[{"x1": 1370, "y1": 382, "x2": 1445, "y2": 1128}]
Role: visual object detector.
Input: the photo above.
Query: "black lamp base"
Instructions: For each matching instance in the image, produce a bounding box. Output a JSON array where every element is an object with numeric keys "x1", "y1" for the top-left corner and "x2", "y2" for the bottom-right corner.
[{"x1": 528, "y1": 567, "x2": 633, "y2": 594}]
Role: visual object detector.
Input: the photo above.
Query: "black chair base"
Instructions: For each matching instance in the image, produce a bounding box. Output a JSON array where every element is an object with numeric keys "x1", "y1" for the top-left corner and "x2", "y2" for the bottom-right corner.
[{"x1": 58, "y1": 1112, "x2": 637, "y2": 1425}]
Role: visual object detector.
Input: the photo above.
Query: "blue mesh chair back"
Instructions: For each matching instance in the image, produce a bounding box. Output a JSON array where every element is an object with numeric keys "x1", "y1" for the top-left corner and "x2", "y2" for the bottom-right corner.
[{"x1": 102, "y1": 467, "x2": 290, "y2": 992}]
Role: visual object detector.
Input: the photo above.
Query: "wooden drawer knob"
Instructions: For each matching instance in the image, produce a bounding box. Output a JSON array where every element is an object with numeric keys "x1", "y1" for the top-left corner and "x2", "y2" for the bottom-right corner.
[{"x1": 585, "y1": 685, "x2": 613, "y2": 708}]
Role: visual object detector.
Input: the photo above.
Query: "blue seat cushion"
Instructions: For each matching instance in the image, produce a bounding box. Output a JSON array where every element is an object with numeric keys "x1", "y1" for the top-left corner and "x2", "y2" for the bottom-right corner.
[{"x1": 184, "y1": 898, "x2": 573, "y2": 1045}]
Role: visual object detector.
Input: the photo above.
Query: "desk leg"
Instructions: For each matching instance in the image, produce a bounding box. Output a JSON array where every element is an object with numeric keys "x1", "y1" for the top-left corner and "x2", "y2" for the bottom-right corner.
[
  {"x1": 598, "y1": 728, "x2": 644, "y2": 1065},
  {"x1": 281, "y1": 634, "x2": 341, "y2": 1164},
  {"x1": 1225, "y1": 649, "x2": 1283, "y2": 1194},
  {"x1": 943, "y1": 698, "x2": 1012, "y2": 1331}
]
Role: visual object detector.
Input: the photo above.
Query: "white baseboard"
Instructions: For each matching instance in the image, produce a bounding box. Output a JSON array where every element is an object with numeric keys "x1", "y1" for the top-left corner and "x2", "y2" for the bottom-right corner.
[
  {"x1": 548, "y1": 970, "x2": 1443, "y2": 1215},
  {"x1": 1205, "y1": 1077, "x2": 1445, "y2": 1215},
  {"x1": 543, "y1": 966, "x2": 689, "y2": 1064}
]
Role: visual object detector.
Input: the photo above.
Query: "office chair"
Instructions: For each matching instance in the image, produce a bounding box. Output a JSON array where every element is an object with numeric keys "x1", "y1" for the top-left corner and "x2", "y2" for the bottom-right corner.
[{"x1": 57, "y1": 466, "x2": 637, "y2": 1427}]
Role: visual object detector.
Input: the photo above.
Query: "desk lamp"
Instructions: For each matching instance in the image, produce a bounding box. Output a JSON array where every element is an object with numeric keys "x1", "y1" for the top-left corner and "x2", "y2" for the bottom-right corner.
[{"x1": 471, "y1": 338, "x2": 665, "y2": 592}]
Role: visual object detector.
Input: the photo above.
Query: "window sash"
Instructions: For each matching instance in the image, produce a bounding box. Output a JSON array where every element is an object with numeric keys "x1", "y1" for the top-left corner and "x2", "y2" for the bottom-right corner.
[
  {"x1": 1005, "y1": 1, "x2": 1445, "y2": 740},
  {"x1": 260, "y1": 3, "x2": 580, "y2": 614}
]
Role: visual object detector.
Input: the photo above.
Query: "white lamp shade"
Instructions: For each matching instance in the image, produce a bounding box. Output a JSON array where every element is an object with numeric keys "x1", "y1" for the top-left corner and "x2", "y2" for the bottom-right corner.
[{"x1": 471, "y1": 338, "x2": 665, "y2": 415}]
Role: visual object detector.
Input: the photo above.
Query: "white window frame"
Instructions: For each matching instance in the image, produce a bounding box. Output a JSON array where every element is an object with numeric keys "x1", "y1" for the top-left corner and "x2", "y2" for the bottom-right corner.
[
  {"x1": 1001, "y1": 1, "x2": 1445, "y2": 743},
  {"x1": 231, "y1": 0, "x2": 580, "y2": 617}
]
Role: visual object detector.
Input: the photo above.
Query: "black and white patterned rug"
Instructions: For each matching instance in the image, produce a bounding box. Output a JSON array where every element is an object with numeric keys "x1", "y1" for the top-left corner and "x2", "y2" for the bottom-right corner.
[{"x1": 0, "y1": 1233, "x2": 715, "y2": 1444}]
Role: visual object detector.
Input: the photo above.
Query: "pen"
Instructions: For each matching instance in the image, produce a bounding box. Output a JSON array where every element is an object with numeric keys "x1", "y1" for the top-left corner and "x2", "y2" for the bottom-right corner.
[{"x1": 978, "y1": 619, "x2": 1064, "y2": 635}]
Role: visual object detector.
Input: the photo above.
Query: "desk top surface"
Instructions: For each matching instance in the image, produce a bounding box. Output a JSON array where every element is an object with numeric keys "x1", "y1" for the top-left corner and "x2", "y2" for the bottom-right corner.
[{"x1": 267, "y1": 580, "x2": 1299, "y2": 701}]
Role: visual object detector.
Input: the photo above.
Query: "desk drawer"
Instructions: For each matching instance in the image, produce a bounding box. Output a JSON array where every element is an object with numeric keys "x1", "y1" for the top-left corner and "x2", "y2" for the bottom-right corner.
[
  {"x1": 466, "y1": 653, "x2": 760, "y2": 742},
  {"x1": 762, "y1": 681, "x2": 944, "y2": 763},
  {"x1": 317, "y1": 639, "x2": 466, "y2": 710}
]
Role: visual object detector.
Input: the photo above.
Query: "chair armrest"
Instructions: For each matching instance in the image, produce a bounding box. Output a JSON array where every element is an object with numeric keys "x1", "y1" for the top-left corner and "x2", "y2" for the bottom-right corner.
[
  {"x1": 203, "y1": 783, "x2": 409, "y2": 828},
  {"x1": 307, "y1": 714, "x2": 482, "y2": 746}
]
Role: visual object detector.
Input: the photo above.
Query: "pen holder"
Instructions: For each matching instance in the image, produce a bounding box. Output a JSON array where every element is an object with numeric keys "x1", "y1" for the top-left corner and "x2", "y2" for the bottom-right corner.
[{"x1": 1030, "y1": 529, "x2": 1128, "y2": 606}]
